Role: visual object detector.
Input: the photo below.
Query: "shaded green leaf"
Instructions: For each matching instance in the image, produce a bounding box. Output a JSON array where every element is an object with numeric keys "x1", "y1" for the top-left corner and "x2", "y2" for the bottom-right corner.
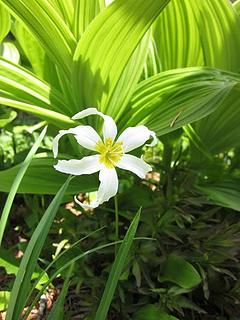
[
  {"x1": 133, "y1": 304, "x2": 178, "y2": 320},
  {"x1": 160, "y1": 254, "x2": 201, "y2": 289},
  {"x1": 196, "y1": 177, "x2": 240, "y2": 212},
  {"x1": 0, "y1": 107, "x2": 17, "y2": 127}
]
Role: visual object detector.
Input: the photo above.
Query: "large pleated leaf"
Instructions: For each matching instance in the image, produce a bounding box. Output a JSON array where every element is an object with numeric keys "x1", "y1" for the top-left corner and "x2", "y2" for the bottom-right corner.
[
  {"x1": 0, "y1": 58, "x2": 67, "y2": 113},
  {"x1": 152, "y1": 0, "x2": 240, "y2": 73},
  {"x1": 197, "y1": 177, "x2": 240, "y2": 212},
  {"x1": 152, "y1": 0, "x2": 203, "y2": 72},
  {"x1": 73, "y1": 0, "x2": 101, "y2": 39},
  {"x1": 13, "y1": 21, "x2": 60, "y2": 88},
  {"x1": 0, "y1": 155, "x2": 97, "y2": 194},
  {"x1": 49, "y1": 0, "x2": 74, "y2": 30},
  {"x1": 0, "y1": 42, "x2": 20, "y2": 64},
  {"x1": 234, "y1": 0, "x2": 240, "y2": 15},
  {"x1": 194, "y1": 87, "x2": 240, "y2": 153},
  {"x1": 0, "y1": 4, "x2": 10, "y2": 44},
  {"x1": 118, "y1": 67, "x2": 239, "y2": 136},
  {"x1": 107, "y1": 33, "x2": 151, "y2": 121},
  {"x1": 0, "y1": 58, "x2": 76, "y2": 127},
  {"x1": 72, "y1": 0, "x2": 170, "y2": 110},
  {"x1": 1, "y1": 0, "x2": 76, "y2": 76}
]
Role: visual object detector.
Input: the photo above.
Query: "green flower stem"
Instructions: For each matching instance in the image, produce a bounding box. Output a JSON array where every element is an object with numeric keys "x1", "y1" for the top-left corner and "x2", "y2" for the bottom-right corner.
[{"x1": 114, "y1": 195, "x2": 119, "y2": 256}]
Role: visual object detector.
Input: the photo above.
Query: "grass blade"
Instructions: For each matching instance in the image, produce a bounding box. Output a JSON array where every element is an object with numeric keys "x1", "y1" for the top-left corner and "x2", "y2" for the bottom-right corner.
[
  {"x1": 94, "y1": 209, "x2": 141, "y2": 320},
  {"x1": 5, "y1": 175, "x2": 72, "y2": 320},
  {"x1": 0, "y1": 125, "x2": 47, "y2": 246}
]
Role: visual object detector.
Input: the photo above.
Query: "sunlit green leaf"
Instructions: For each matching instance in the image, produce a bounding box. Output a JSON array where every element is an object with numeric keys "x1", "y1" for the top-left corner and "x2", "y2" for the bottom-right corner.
[
  {"x1": 0, "y1": 154, "x2": 98, "y2": 194},
  {"x1": 0, "y1": 4, "x2": 10, "y2": 44},
  {"x1": 73, "y1": 0, "x2": 170, "y2": 110},
  {"x1": 118, "y1": 67, "x2": 238, "y2": 135}
]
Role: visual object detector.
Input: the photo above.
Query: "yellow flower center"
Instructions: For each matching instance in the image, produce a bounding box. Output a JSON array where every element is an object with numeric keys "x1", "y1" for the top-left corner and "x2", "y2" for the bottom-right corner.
[{"x1": 95, "y1": 138, "x2": 123, "y2": 168}]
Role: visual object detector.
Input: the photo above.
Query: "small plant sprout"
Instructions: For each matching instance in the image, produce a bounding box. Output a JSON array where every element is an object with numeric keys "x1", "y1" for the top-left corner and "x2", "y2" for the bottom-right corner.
[{"x1": 53, "y1": 108, "x2": 157, "y2": 209}]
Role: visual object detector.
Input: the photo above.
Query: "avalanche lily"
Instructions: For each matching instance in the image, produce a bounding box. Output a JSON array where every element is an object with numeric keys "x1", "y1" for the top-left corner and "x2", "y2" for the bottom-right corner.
[{"x1": 53, "y1": 108, "x2": 157, "y2": 209}]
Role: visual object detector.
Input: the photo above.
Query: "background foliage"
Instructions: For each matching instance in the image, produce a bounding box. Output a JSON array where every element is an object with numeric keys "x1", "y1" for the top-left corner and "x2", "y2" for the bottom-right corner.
[{"x1": 0, "y1": 0, "x2": 240, "y2": 319}]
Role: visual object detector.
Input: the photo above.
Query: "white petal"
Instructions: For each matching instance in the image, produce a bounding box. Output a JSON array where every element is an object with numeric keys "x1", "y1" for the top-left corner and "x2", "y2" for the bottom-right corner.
[
  {"x1": 72, "y1": 107, "x2": 117, "y2": 141},
  {"x1": 75, "y1": 167, "x2": 118, "y2": 209},
  {"x1": 117, "y1": 126, "x2": 157, "y2": 152},
  {"x1": 52, "y1": 125, "x2": 102, "y2": 157},
  {"x1": 73, "y1": 126, "x2": 102, "y2": 150},
  {"x1": 116, "y1": 154, "x2": 152, "y2": 179},
  {"x1": 54, "y1": 155, "x2": 101, "y2": 175}
]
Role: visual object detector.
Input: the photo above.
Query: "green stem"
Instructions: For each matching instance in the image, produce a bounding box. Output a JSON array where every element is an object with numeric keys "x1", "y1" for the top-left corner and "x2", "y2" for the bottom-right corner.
[{"x1": 114, "y1": 195, "x2": 119, "y2": 256}]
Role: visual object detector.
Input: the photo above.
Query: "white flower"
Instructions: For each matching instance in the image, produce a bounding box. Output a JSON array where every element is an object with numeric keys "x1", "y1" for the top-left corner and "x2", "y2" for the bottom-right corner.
[{"x1": 53, "y1": 108, "x2": 157, "y2": 209}]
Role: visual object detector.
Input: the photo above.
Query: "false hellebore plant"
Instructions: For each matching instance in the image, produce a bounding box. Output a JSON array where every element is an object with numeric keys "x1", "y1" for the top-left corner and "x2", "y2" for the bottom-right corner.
[{"x1": 53, "y1": 108, "x2": 157, "y2": 209}]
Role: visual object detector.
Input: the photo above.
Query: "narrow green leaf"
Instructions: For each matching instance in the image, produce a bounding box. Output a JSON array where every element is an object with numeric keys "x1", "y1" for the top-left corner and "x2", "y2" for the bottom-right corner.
[
  {"x1": 94, "y1": 209, "x2": 141, "y2": 320},
  {"x1": 0, "y1": 99, "x2": 75, "y2": 128},
  {"x1": 73, "y1": 0, "x2": 170, "y2": 109},
  {"x1": 47, "y1": 264, "x2": 73, "y2": 320},
  {"x1": 5, "y1": 176, "x2": 71, "y2": 320},
  {"x1": 0, "y1": 126, "x2": 47, "y2": 246}
]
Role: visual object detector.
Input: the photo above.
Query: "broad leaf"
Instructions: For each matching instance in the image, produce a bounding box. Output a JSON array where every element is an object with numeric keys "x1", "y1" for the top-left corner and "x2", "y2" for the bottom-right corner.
[
  {"x1": 197, "y1": 177, "x2": 240, "y2": 212},
  {"x1": 118, "y1": 67, "x2": 239, "y2": 135},
  {"x1": 0, "y1": 155, "x2": 98, "y2": 194},
  {"x1": 153, "y1": 0, "x2": 240, "y2": 72},
  {"x1": 73, "y1": 0, "x2": 101, "y2": 39},
  {"x1": 0, "y1": 42, "x2": 20, "y2": 64},
  {"x1": 160, "y1": 254, "x2": 201, "y2": 289},
  {"x1": 1, "y1": 0, "x2": 76, "y2": 76},
  {"x1": 194, "y1": 87, "x2": 240, "y2": 153},
  {"x1": 0, "y1": 4, "x2": 10, "y2": 44},
  {"x1": 73, "y1": 0, "x2": 170, "y2": 110},
  {"x1": 133, "y1": 305, "x2": 179, "y2": 320}
]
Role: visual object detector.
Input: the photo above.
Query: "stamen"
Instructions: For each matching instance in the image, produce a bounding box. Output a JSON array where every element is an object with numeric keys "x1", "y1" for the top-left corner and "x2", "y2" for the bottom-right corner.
[{"x1": 95, "y1": 139, "x2": 123, "y2": 168}]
